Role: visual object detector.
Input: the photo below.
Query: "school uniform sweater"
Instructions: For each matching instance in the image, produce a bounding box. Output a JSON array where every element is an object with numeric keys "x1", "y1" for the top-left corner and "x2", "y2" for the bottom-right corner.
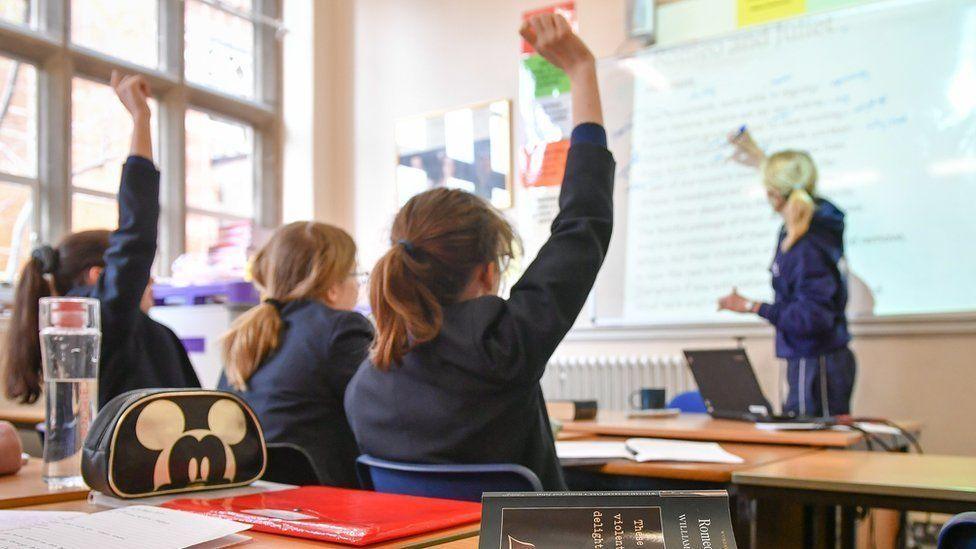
[
  {"x1": 68, "y1": 156, "x2": 200, "y2": 408},
  {"x1": 219, "y1": 301, "x2": 373, "y2": 488},
  {"x1": 344, "y1": 125, "x2": 615, "y2": 491}
]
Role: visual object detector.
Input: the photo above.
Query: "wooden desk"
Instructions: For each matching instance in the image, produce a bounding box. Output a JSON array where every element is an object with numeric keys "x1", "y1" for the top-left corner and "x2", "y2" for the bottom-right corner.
[
  {"x1": 0, "y1": 405, "x2": 43, "y2": 427},
  {"x1": 561, "y1": 412, "x2": 915, "y2": 448},
  {"x1": 734, "y1": 450, "x2": 976, "y2": 505},
  {"x1": 581, "y1": 441, "x2": 821, "y2": 483},
  {"x1": 0, "y1": 459, "x2": 89, "y2": 509},
  {"x1": 15, "y1": 499, "x2": 480, "y2": 548},
  {"x1": 733, "y1": 451, "x2": 976, "y2": 549},
  {"x1": 435, "y1": 537, "x2": 479, "y2": 548}
]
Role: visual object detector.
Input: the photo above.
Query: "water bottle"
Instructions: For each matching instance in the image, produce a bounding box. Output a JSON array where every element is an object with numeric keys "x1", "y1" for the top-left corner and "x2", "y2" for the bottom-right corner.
[{"x1": 38, "y1": 297, "x2": 100, "y2": 488}]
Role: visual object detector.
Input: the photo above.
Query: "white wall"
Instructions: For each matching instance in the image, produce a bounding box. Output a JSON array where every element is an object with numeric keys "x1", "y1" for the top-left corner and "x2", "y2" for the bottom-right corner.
[{"x1": 308, "y1": 0, "x2": 976, "y2": 456}]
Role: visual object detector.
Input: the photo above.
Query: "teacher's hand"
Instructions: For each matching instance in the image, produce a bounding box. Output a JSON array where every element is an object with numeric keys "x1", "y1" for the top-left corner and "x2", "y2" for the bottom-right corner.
[
  {"x1": 718, "y1": 287, "x2": 755, "y2": 314},
  {"x1": 727, "y1": 128, "x2": 765, "y2": 168}
]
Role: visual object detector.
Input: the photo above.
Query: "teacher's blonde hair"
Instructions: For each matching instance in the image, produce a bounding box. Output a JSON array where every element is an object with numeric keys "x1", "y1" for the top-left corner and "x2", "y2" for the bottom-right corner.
[{"x1": 762, "y1": 150, "x2": 817, "y2": 251}]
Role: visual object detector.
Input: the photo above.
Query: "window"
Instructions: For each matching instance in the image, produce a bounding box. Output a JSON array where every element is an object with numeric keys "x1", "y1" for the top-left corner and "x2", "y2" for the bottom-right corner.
[
  {"x1": 185, "y1": 0, "x2": 255, "y2": 99},
  {"x1": 0, "y1": 0, "x2": 33, "y2": 28},
  {"x1": 71, "y1": 0, "x2": 159, "y2": 68},
  {"x1": 0, "y1": 55, "x2": 36, "y2": 278},
  {"x1": 185, "y1": 108, "x2": 253, "y2": 253},
  {"x1": 0, "y1": 0, "x2": 282, "y2": 281},
  {"x1": 70, "y1": 77, "x2": 158, "y2": 231}
]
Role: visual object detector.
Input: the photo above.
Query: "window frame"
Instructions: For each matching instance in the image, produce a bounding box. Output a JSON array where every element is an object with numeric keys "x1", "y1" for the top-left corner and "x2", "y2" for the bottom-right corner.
[{"x1": 0, "y1": 0, "x2": 282, "y2": 276}]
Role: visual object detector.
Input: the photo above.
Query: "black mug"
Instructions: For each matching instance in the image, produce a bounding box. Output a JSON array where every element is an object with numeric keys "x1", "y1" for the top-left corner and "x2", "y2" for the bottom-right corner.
[{"x1": 629, "y1": 388, "x2": 667, "y2": 410}]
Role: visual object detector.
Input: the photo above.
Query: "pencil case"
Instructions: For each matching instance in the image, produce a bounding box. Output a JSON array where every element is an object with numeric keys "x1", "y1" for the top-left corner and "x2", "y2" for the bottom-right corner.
[{"x1": 82, "y1": 389, "x2": 267, "y2": 498}]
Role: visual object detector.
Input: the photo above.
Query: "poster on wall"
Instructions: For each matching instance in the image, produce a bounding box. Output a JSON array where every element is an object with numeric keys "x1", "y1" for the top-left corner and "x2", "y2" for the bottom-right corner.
[
  {"x1": 394, "y1": 100, "x2": 513, "y2": 210},
  {"x1": 517, "y1": 2, "x2": 577, "y2": 262}
]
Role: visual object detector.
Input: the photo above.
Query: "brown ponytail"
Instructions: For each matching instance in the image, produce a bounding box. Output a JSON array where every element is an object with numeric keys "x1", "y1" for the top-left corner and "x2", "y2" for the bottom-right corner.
[
  {"x1": 370, "y1": 188, "x2": 516, "y2": 370},
  {"x1": 222, "y1": 222, "x2": 356, "y2": 391},
  {"x1": 3, "y1": 230, "x2": 110, "y2": 403}
]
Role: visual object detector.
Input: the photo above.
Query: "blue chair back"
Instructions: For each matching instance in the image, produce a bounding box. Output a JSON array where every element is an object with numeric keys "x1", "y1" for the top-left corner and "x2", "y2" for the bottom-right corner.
[
  {"x1": 939, "y1": 512, "x2": 976, "y2": 548},
  {"x1": 356, "y1": 455, "x2": 543, "y2": 502},
  {"x1": 668, "y1": 390, "x2": 707, "y2": 413}
]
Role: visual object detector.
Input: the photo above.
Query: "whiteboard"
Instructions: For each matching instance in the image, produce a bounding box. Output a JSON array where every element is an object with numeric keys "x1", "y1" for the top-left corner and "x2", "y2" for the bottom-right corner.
[{"x1": 589, "y1": 0, "x2": 976, "y2": 327}]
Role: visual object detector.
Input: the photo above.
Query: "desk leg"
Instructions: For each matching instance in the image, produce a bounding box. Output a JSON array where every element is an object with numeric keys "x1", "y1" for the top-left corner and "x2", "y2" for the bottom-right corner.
[{"x1": 839, "y1": 507, "x2": 856, "y2": 549}]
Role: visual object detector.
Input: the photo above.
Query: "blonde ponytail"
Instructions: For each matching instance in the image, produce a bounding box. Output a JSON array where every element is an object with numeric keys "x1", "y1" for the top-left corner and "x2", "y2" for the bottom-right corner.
[
  {"x1": 222, "y1": 303, "x2": 282, "y2": 391},
  {"x1": 762, "y1": 150, "x2": 818, "y2": 251},
  {"x1": 222, "y1": 222, "x2": 357, "y2": 390}
]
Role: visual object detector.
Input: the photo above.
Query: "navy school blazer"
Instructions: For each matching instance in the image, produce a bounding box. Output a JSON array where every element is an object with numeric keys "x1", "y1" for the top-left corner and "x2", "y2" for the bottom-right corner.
[{"x1": 344, "y1": 126, "x2": 615, "y2": 490}]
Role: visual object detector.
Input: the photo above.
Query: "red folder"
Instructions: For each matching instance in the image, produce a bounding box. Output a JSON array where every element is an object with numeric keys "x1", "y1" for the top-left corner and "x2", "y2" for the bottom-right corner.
[{"x1": 161, "y1": 486, "x2": 481, "y2": 546}]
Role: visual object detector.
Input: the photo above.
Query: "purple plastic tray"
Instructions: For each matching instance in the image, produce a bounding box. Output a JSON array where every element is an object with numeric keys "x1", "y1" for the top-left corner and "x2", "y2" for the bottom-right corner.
[{"x1": 153, "y1": 280, "x2": 259, "y2": 306}]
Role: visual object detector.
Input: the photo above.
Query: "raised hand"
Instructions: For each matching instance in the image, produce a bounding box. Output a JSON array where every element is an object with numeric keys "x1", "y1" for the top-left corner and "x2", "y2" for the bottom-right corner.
[
  {"x1": 110, "y1": 70, "x2": 151, "y2": 120},
  {"x1": 519, "y1": 13, "x2": 594, "y2": 78},
  {"x1": 727, "y1": 127, "x2": 765, "y2": 168},
  {"x1": 520, "y1": 13, "x2": 602, "y2": 126},
  {"x1": 110, "y1": 70, "x2": 153, "y2": 160}
]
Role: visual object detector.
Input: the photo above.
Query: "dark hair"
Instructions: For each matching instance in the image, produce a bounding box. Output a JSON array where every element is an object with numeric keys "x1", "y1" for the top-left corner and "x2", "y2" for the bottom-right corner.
[
  {"x1": 4, "y1": 230, "x2": 110, "y2": 403},
  {"x1": 370, "y1": 188, "x2": 517, "y2": 370}
]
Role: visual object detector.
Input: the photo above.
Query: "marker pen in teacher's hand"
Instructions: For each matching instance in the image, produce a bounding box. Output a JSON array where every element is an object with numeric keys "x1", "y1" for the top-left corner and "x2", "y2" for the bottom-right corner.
[{"x1": 734, "y1": 125, "x2": 747, "y2": 141}]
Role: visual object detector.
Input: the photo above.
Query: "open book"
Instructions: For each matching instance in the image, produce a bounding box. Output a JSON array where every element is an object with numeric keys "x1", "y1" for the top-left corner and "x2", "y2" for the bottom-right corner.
[{"x1": 556, "y1": 438, "x2": 744, "y2": 465}]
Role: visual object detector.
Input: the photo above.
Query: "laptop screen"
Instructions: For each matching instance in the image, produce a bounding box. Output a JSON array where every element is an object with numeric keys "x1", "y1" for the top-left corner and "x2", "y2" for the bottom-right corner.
[{"x1": 683, "y1": 349, "x2": 773, "y2": 418}]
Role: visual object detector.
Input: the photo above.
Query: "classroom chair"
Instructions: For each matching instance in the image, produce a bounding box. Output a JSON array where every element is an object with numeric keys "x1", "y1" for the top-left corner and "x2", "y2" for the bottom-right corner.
[
  {"x1": 356, "y1": 455, "x2": 543, "y2": 502},
  {"x1": 939, "y1": 512, "x2": 976, "y2": 548},
  {"x1": 262, "y1": 442, "x2": 323, "y2": 485},
  {"x1": 668, "y1": 390, "x2": 707, "y2": 413}
]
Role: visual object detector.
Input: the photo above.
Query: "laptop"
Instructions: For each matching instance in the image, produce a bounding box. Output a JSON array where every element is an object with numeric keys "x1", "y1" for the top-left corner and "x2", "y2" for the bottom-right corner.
[{"x1": 682, "y1": 349, "x2": 805, "y2": 423}]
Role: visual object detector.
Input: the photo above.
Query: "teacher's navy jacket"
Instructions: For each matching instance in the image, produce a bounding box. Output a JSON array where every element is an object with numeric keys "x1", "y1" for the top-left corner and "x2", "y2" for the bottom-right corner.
[
  {"x1": 758, "y1": 198, "x2": 851, "y2": 359},
  {"x1": 344, "y1": 125, "x2": 615, "y2": 491}
]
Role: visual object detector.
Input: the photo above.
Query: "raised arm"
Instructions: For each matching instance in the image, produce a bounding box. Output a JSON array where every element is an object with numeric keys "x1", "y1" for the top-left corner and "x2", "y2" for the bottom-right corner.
[
  {"x1": 488, "y1": 16, "x2": 614, "y2": 381},
  {"x1": 111, "y1": 70, "x2": 153, "y2": 161},
  {"x1": 520, "y1": 14, "x2": 602, "y2": 127},
  {"x1": 90, "y1": 72, "x2": 159, "y2": 334}
]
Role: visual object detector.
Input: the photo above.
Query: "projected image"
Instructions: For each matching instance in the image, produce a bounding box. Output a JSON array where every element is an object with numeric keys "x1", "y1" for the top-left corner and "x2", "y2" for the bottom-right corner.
[{"x1": 395, "y1": 100, "x2": 513, "y2": 209}]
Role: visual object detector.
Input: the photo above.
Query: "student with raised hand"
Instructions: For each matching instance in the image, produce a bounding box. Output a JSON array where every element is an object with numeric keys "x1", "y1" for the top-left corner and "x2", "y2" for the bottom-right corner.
[
  {"x1": 3, "y1": 71, "x2": 200, "y2": 408},
  {"x1": 218, "y1": 222, "x2": 371, "y2": 488},
  {"x1": 719, "y1": 129, "x2": 855, "y2": 417},
  {"x1": 344, "y1": 14, "x2": 613, "y2": 491}
]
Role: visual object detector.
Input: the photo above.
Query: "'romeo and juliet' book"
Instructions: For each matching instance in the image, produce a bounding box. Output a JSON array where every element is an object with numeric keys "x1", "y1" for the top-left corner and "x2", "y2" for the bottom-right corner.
[{"x1": 479, "y1": 490, "x2": 736, "y2": 549}]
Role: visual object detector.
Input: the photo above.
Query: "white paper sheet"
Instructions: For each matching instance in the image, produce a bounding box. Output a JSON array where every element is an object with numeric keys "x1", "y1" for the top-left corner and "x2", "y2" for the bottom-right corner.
[
  {"x1": 0, "y1": 511, "x2": 85, "y2": 531},
  {"x1": 626, "y1": 438, "x2": 745, "y2": 464},
  {"x1": 557, "y1": 439, "x2": 743, "y2": 464},
  {"x1": 755, "y1": 422, "x2": 828, "y2": 431},
  {"x1": 556, "y1": 441, "x2": 634, "y2": 461},
  {"x1": 0, "y1": 505, "x2": 250, "y2": 549}
]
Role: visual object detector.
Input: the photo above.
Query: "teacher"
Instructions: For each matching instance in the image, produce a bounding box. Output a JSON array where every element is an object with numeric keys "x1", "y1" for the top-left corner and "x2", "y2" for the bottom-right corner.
[{"x1": 718, "y1": 129, "x2": 856, "y2": 417}]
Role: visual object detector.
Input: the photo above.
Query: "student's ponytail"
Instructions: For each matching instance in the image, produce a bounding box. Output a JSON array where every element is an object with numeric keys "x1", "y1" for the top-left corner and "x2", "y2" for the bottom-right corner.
[
  {"x1": 370, "y1": 188, "x2": 517, "y2": 371},
  {"x1": 222, "y1": 300, "x2": 283, "y2": 391},
  {"x1": 762, "y1": 150, "x2": 818, "y2": 251},
  {"x1": 4, "y1": 255, "x2": 51, "y2": 403},
  {"x1": 222, "y1": 222, "x2": 356, "y2": 391},
  {"x1": 4, "y1": 232, "x2": 110, "y2": 404}
]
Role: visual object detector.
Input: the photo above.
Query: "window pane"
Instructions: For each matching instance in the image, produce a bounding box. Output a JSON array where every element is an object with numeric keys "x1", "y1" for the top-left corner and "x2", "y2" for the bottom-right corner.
[
  {"x1": 71, "y1": 192, "x2": 118, "y2": 232},
  {"x1": 185, "y1": 109, "x2": 253, "y2": 217},
  {"x1": 185, "y1": 212, "x2": 221, "y2": 255},
  {"x1": 71, "y1": 0, "x2": 159, "y2": 68},
  {"x1": 0, "y1": 56, "x2": 37, "y2": 178},
  {"x1": 0, "y1": 181, "x2": 31, "y2": 281},
  {"x1": 185, "y1": 0, "x2": 255, "y2": 98},
  {"x1": 72, "y1": 78, "x2": 157, "y2": 194},
  {"x1": 0, "y1": 0, "x2": 32, "y2": 27}
]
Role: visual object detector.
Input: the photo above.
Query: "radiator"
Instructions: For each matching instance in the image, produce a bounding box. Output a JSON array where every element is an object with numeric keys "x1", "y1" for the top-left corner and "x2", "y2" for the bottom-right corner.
[{"x1": 541, "y1": 355, "x2": 696, "y2": 412}]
